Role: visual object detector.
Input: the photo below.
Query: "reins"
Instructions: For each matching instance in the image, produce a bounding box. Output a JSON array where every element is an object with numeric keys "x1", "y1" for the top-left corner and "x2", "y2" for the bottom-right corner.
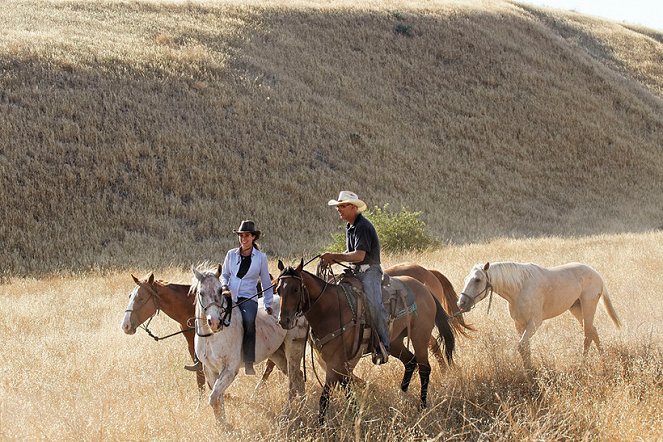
[{"x1": 225, "y1": 254, "x2": 321, "y2": 310}]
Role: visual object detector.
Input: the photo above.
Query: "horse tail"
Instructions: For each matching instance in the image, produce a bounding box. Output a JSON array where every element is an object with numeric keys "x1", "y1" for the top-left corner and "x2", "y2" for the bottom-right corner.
[
  {"x1": 428, "y1": 268, "x2": 476, "y2": 338},
  {"x1": 432, "y1": 296, "x2": 456, "y2": 366},
  {"x1": 600, "y1": 284, "x2": 622, "y2": 328}
]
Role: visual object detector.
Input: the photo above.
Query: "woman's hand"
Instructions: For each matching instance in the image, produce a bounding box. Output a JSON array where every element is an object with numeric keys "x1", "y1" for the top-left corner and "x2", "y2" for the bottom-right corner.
[{"x1": 265, "y1": 307, "x2": 273, "y2": 316}]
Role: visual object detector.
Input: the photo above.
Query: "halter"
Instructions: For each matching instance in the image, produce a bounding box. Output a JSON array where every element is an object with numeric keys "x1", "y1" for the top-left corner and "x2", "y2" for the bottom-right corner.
[{"x1": 459, "y1": 269, "x2": 494, "y2": 313}]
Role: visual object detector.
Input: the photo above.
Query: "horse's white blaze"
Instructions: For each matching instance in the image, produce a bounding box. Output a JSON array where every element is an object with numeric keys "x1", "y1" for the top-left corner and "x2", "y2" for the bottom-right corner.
[{"x1": 121, "y1": 287, "x2": 139, "y2": 334}]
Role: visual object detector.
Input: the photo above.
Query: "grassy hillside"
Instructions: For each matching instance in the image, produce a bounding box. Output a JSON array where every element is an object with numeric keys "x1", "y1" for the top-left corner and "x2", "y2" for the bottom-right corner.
[{"x1": 2, "y1": 0, "x2": 662, "y2": 277}]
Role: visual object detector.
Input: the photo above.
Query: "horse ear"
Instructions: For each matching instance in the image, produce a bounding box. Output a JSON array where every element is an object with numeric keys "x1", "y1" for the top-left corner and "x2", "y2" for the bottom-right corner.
[
  {"x1": 296, "y1": 258, "x2": 304, "y2": 272},
  {"x1": 131, "y1": 274, "x2": 140, "y2": 285},
  {"x1": 147, "y1": 273, "x2": 155, "y2": 285},
  {"x1": 484, "y1": 262, "x2": 490, "y2": 271},
  {"x1": 215, "y1": 264, "x2": 222, "y2": 279},
  {"x1": 192, "y1": 265, "x2": 203, "y2": 281},
  {"x1": 278, "y1": 260, "x2": 284, "y2": 271}
]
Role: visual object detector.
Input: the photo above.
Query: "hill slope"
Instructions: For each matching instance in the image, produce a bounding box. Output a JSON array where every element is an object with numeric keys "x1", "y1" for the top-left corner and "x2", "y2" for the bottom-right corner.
[{"x1": 1, "y1": 0, "x2": 662, "y2": 276}]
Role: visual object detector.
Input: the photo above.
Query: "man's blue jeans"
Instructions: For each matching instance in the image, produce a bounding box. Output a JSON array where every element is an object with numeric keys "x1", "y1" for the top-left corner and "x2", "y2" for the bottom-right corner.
[{"x1": 356, "y1": 265, "x2": 390, "y2": 349}]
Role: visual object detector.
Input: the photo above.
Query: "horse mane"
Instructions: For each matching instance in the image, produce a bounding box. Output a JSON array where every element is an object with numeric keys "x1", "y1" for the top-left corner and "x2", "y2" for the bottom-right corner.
[
  {"x1": 486, "y1": 262, "x2": 542, "y2": 292},
  {"x1": 189, "y1": 261, "x2": 220, "y2": 300},
  {"x1": 279, "y1": 266, "x2": 330, "y2": 286}
]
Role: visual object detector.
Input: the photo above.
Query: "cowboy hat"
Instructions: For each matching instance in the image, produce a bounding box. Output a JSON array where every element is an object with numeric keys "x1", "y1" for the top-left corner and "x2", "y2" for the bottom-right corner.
[
  {"x1": 327, "y1": 191, "x2": 367, "y2": 213},
  {"x1": 233, "y1": 220, "x2": 261, "y2": 239}
]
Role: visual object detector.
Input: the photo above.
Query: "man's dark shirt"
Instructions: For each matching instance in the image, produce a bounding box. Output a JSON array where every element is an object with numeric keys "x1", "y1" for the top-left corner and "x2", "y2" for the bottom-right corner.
[{"x1": 346, "y1": 213, "x2": 381, "y2": 265}]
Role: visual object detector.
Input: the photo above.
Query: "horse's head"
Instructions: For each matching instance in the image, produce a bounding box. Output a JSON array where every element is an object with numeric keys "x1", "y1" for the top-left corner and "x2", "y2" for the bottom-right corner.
[
  {"x1": 457, "y1": 262, "x2": 491, "y2": 313},
  {"x1": 191, "y1": 264, "x2": 227, "y2": 333},
  {"x1": 276, "y1": 259, "x2": 305, "y2": 330},
  {"x1": 121, "y1": 273, "x2": 160, "y2": 335}
]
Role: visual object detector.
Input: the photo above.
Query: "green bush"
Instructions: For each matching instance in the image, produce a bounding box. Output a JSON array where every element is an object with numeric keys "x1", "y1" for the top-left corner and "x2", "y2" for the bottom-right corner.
[{"x1": 326, "y1": 204, "x2": 438, "y2": 253}]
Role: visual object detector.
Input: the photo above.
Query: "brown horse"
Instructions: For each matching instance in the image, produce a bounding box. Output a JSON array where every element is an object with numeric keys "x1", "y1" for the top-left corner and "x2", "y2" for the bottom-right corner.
[
  {"x1": 121, "y1": 273, "x2": 205, "y2": 392},
  {"x1": 259, "y1": 262, "x2": 472, "y2": 382},
  {"x1": 276, "y1": 259, "x2": 455, "y2": 425},
  {"x1": 385, "y1": 263, "x2": 475, "y2": 339},
  {"x1": 120, "y1": 273, "x2": 295, "y2": 394}
]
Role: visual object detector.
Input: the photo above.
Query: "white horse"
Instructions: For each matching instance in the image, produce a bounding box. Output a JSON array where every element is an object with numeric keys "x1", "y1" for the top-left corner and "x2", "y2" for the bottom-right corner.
[
  {"x1": 191, "y1": 265, "x2": 307, "y2": 423},
  {"x1": 457, "y1": 262, "x2": 621, "y2": 368}
]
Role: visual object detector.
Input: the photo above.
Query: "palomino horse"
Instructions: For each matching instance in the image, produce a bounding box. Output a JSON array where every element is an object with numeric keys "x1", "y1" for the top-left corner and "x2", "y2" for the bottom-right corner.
[
  {"x1": 457, "y1": 262, "x2": 621, "y2": 368},
  {"x1": 121, "y1": 273, "x2": 205, "y2": 392},
  {"x1": 191, "y1": 265, "x2": 307, "y2": 423},
  {"x1": 276, "y1": 259, "x2": 455, "y2": 425}
]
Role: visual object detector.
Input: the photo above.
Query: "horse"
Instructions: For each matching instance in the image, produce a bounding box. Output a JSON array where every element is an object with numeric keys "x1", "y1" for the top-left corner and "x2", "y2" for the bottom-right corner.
[
  {"x1": 121, "y1": 273, "x2": 205, "y2": 392},
  {"x1": 276, "y1": 259, "x2": 455, "y2": 425},
  {"x1": 257, "y1": 262, "x2": 472, "y2": 385},
  {"x1": 121, "y1": 273, "x2": 298, "y2": 396},
  {"x1": 191, "y1": 264, "x2": 307, "y2": 423},
  {"x1": 457, "y1": 261, "x2": 621, "y2": 369},
  {"x1": 384, "y1": 263, "x2": 475, "y2": 360}
]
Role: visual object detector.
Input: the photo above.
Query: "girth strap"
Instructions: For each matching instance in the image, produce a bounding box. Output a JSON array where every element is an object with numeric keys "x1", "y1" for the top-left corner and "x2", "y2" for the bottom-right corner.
[{"x1": 310, "y1": 319, "x2": 358, "y2": 349}]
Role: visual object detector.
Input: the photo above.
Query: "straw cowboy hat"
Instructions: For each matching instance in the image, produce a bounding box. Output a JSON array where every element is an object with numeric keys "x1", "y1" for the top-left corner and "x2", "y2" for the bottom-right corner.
[
  {"x1": 233, "y1": 220, "x2": 261, "y2": 240},
  {"x1": 327, "y1": 191, "x2": 367, "y2": 213}
]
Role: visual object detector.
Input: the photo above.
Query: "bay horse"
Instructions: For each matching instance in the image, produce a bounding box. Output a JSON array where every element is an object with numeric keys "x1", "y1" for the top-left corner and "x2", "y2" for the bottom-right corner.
[
  {"x1": 276, "y1": 259, "x2": 455, "y2": 425},
  {"x1": 457, "y1": 261, "x2": 621, "y2": 369},
  {"x1": 191, "y1": 265, "x2": 307, "y2": 423},
  {"x1": 121, "y1": 273, "x2": 205, "y2": 392},
  {"x1": 257, "y1": 262, "x2": 472, "y2": 384}
]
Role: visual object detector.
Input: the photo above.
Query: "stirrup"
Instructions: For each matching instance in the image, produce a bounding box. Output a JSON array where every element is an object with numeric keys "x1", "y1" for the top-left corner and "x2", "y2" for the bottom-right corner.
[
  {"x1": 372, "y1": 342, "x2": 389, "y2": 365},
  {"x1": 184, "y1": 360, "x2": 202, "y2": 372}
]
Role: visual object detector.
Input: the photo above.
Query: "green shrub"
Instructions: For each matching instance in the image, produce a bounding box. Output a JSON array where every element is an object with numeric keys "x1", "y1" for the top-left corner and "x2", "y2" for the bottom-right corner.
[{"x1": 326, "y1": 204, "x2": 438, "y2": 254}]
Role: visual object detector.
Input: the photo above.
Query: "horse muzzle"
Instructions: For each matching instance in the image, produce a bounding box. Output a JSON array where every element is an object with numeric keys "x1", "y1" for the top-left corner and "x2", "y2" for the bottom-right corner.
[
  {"x1": 457, "y1": 295, "x2": 473, "y2": 313},
  {"x1": 207, "y1": 316, "x2": 223, "y2": 333},
  {"x1": 278, "y1": 315, "x2": 296, "y2": 330},
  {"x1": 120, "y1": 317, "x2": 137, "y2": 335}
]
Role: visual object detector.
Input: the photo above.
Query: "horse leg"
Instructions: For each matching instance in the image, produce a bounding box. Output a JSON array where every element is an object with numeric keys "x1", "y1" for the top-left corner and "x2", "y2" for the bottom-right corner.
[
  {"x1": 428, "y1": 336, "x2": 447, "y2": 372},
  {"x1": 568, "y1": 300, "x2": 598, "y2": 355},
  {"x1": 253, "y1": 359, "x2": 277, "y2": 396},
  {"x1": 209, "y1": 367, "x2": 238, "y2": 424},
  {"x1": 580, "y1": 296, "x2": 601, "y2": 355},
  {"x1": 516, "y1": 320, "x2": 539, "y2": 369},
  {"x1": 391, "y1": 337, "x2": 417, "y2": 392},
  {"x1": 319, "y1": 383, "x2": 333, "y2": 426},
  {"x1": 285, "y1": 337, "x2": 306, "y2": 401},
  {"x1": 417, "y1": 363, "x2": 432, "y2": 409}
]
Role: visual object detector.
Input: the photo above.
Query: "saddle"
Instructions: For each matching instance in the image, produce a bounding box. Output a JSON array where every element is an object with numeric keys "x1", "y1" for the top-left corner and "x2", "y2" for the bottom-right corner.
[{"x1": 336, "y1": 272, "x2": 417, "y2": 358}]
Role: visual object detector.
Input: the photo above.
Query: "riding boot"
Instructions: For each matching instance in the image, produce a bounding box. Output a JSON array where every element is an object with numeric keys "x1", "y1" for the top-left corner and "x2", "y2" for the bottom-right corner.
[
  {"x1": 372, "y1": 341, "x2": 389, "y2": 365},
  {"x1": 184, "y1": 359, "x2": 202, "y2": 372},
  {"x1": 245, "y1": 362, "x2": 256, "y2": 375}
]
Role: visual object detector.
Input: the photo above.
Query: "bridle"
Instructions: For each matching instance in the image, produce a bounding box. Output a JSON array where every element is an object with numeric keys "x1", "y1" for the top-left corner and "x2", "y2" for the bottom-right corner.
[
  {"x1": 194, "y1": 286, "x2": 232, "y2": 337},
  {"x1": 278, "y1": 271, "x2": 329, "y2": 319},
  {"x1": 125, "y1": 285, "x2": 162, "y2": 332},
  {"x1": 459, "y1": 269, "x2": 494, "y2": 313}
]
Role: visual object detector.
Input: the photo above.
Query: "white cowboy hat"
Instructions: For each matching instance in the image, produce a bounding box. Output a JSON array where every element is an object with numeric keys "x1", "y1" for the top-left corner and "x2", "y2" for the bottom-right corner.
[{"x1": 327, "y1": 191, "x2": 367, "y2": 213}]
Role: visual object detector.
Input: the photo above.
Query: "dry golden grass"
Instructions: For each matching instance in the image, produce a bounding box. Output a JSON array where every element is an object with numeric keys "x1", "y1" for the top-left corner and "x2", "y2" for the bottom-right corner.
[
  {"x1": 1, "y1": 231, "x2": 661, "y2": 440},
  {"x1": 2, "y1": 0, "x2": 663, "y2": 278}
]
